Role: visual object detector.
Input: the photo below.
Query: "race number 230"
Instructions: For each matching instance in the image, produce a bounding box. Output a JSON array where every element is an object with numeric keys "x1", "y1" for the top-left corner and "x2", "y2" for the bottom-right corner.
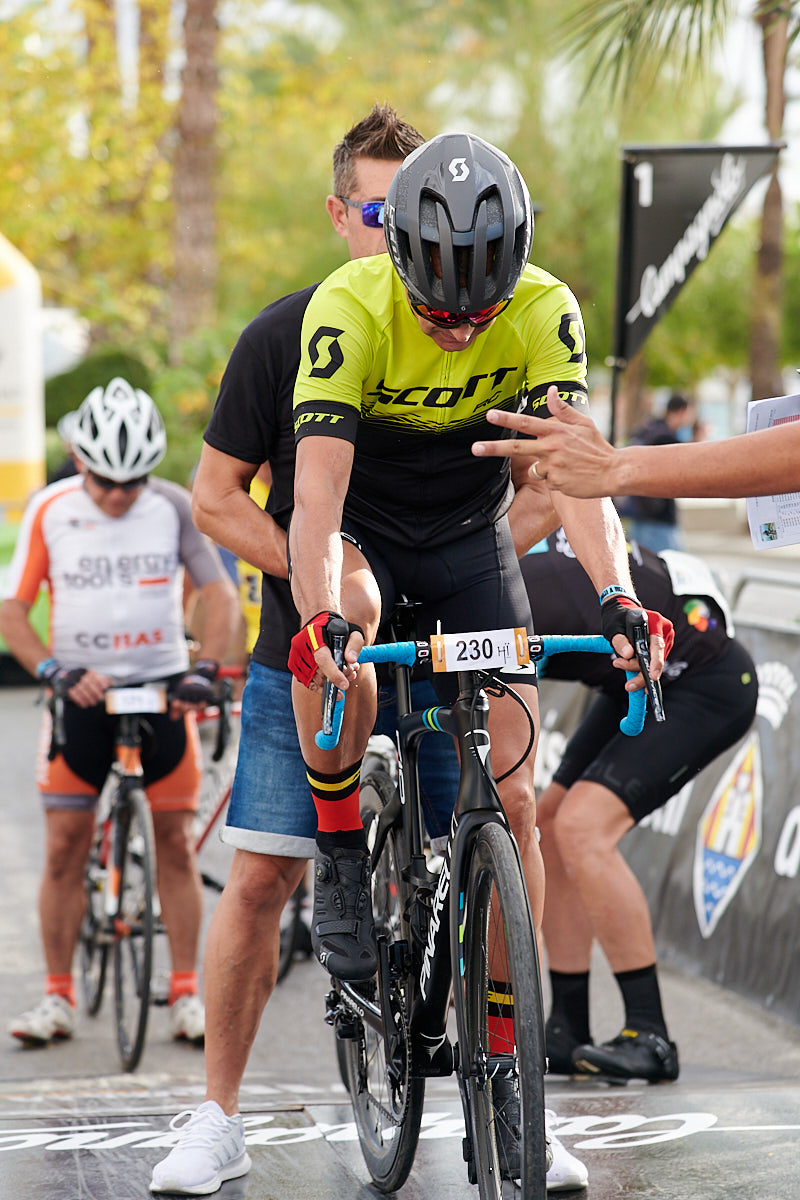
[{"x1": 431, "y1": 627, "x2": 530, "y2": 673}]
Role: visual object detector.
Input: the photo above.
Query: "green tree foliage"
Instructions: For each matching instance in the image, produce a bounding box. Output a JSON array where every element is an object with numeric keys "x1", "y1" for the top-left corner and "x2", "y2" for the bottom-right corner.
[
  {"x1": 1, "y1": 0, "x2": 772, "y2": 479},
  {"x1": 0, "y1": 1, "x2": 174, "y2": 342}
]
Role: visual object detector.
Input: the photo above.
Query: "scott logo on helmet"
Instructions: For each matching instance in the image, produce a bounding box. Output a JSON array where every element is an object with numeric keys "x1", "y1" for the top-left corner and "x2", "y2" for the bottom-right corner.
[{"x1": 448, "y1": 157, "x2": 470, "y2": 182}]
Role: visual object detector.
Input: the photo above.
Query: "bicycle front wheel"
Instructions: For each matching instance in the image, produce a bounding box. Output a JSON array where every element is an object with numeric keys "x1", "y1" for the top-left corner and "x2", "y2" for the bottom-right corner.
[
  {"x1": 339, "y1": 770, "x2": 425, "y2": 1193},
  {"x1": 460, "y1": 821, "x2": 547, "y2": 1199},
  {"x1": 80, "y1": 830, "x2": 109, "y2": 1015},
  {"x1": 112, "y1": 788, "x2": 155, "y2": 1072}
]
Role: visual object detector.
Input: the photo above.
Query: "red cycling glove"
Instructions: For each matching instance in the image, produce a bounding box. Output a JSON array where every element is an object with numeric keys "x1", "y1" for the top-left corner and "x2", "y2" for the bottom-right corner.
[
  {"x1": 288, "y1": 612, "x2": 364, "y2": 687},
  {"x1": 600, "y1": 595, "x2": 675, "y2": 658}
]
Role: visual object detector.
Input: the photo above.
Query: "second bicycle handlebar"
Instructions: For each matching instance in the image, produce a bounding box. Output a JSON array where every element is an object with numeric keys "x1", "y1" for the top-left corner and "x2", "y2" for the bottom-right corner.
[{"x1": 315, "y1": 630, "x2": 653, "y2": 750}]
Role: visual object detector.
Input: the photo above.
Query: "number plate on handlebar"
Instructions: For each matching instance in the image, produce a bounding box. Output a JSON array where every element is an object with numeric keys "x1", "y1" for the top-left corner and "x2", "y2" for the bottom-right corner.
[
  {"x1": 430, "y1": 628, "x2": 530, "y2": 673},
  {"x1": 105, "y1": 684, "x2": 168, "y2": 715}
]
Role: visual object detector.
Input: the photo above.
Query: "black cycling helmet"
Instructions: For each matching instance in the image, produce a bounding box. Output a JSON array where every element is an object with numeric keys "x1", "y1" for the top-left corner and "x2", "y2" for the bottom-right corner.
[{"x1": 384, "y1": 132, "x2": 533, "y2": 315}]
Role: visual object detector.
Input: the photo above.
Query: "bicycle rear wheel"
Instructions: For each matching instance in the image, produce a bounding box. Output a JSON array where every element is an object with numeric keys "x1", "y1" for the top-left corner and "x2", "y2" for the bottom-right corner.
[
  {"x1": 460, "y1": 821, "x2": 547, "y2": 1199},
  {"x1": 79, "y1": 829, "x2": 109, "y2": 1015},
  {"x1": 112, "y1": 787, "x2": 155, "y2": 1072},
  {"x1": 338, "y1": 770, "x2": 425, "y2": 1193}
]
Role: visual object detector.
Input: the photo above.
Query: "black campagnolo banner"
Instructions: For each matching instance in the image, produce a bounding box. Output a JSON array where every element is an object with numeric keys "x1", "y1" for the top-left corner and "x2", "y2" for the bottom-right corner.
[{"x1": 613, "y1": 143, "x2": 782, "y2": 364}]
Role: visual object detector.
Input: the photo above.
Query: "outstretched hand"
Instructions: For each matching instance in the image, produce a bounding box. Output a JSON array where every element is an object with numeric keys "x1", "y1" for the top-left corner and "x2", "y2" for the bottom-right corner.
[{"x1": 472, "y1": 386, "x2": 622, "y2": 499}]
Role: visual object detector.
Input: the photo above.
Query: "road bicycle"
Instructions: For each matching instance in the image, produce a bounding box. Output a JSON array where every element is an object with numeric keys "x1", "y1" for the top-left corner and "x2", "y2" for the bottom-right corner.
[
  {"x1": 319, "y1": 607, "x2": 655, "y2": 1197},
  {"x1": 51, "y1": 672, "x2": 241, "y2": 1072},
  {"x1": 193, "y1": 665, "x2": 244, "y2": 891}
]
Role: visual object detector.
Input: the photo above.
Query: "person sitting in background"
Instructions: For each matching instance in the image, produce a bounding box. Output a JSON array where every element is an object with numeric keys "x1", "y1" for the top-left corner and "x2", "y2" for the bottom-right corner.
[
  {"x1": 0, "y1": 378, "x2": 239, "y2": 1049},
  {"x1": 521, "y1": 530, "x2": 757, "y2": 1082},
  {"x1": 618, "y1": 393, "x2": 694, "y2": 553}
]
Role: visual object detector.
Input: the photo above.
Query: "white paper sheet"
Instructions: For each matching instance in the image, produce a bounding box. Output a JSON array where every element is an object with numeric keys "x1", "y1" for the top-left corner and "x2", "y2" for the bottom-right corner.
[{"x1": 745, "y1": 392, "x2": 800, "y2": 549}]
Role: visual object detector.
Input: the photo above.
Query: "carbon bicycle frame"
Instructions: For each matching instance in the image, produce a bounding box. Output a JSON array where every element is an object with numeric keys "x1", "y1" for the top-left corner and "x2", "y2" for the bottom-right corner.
[{"x1": 336, "y1": 659, "x2": 533, "y2": 1078}]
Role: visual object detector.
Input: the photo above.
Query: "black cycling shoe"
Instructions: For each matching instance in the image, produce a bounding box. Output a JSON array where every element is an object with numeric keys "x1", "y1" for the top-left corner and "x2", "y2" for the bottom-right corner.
[
  {"x1": 311, "y1": 846, "x2": 378, "y2": 982},
  {"x1": 573, "y1": 1028, "x2": 679, "y2": 1082},
  {"x1": 489, "y1": 1054, "x2": 553, "y2": 1180},
  {"x1": 490, "y1": 1055, "x2": 520, "y2": 1179},
  {"x1": 545, "y1": 1016, "x2": 590, "y2": 1075}
]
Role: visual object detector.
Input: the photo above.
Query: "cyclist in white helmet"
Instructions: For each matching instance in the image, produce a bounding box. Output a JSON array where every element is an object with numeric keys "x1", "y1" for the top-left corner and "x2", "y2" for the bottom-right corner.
[{"x1": 0, "y1": 378, "x2": 239, "y2": 1049}]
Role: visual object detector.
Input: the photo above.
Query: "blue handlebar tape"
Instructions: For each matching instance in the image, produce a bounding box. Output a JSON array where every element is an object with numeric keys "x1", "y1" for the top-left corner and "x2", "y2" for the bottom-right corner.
[
  {"x1": 314, "y1": 635, "x2": 648, "y2": 746},
  {"x1": 314, "y1": 642, "x2": 418, "y2": 747},
  {"x1": 619, "y1": 674, "x2": 647, "y2": 736},
  {"x1": 358, "y1": 642, "x2": 418, "y2": 666},
  {"x1": 538, "y1": 635, "x2": 645, "y2": 736}
]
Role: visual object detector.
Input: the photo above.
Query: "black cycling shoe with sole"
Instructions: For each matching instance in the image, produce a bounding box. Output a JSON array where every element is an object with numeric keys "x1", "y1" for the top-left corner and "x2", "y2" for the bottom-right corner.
[
  {"x1": 545, "y1": 1016, "x2": 591, "y2": 1076},
  {"x1": 573, "y1": 1028, "x2": 679, "y2": 1082},
  {"x1": 311, "y1": 845, "x2": 378, "y2": 982}
]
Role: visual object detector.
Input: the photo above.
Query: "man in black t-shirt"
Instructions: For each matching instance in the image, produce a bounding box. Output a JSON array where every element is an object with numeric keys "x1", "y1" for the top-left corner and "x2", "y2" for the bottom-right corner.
[
  {"x1": 521, "y1": 531, "x2": 757, "y2": 1083},
  {"x1": 151, "y1": 106, "x2": 473, "y2": 1197}
]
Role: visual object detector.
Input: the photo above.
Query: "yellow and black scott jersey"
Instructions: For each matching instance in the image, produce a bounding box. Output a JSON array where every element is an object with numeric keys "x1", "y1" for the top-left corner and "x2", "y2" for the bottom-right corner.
[{"x1": 293, "y1": 255, "x2": 589, "y2": 545}]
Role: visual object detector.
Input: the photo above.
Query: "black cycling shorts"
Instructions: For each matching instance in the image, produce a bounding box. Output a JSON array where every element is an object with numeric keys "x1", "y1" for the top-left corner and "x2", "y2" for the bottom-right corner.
[
  {"x1": 552, "y1": 639, "x2": 758, "y2": 822},
  {"x1": 39, "y1": 700, "x2": 201, "y2": 813},
  {"x1": 341, "y1": 516, "x2": 535, "y2": 704}
]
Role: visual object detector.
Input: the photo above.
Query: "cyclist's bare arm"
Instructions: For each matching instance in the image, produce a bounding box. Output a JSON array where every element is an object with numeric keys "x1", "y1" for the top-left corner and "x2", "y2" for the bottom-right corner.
[
  {"x1": 192, "y1": 443, "x2": 289, "y2": 578},
  {"x1": 289, "y1": 435, "x2": 361, "y2": 691},
  {"x1": 474, "y1": 385, "x2": 800, "y2": 499},
  {"x1": 171, "y1": 575, "x2": 240, "y2": 718},
  {"x1": 190, "y1": 577, "x2": 239, "y2": 664},
  {"x1": 506, "y1": 457, "x2": 560, "y2": 556},
  {"x1": 0, "y1": 597, "x2": 111, "y2": 705},
  {"x1": 552, "y1": 489, "x2": 666, "y2": 683}
]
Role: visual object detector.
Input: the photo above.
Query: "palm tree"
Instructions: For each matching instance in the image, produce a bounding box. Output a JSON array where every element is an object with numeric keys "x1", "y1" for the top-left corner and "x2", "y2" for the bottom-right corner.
[
  {"x1": 169, "y1": 0, "x2": 220, "y2": 361},
  {"x1": 562, "y1": 0, "x2": 797, "y2": 401}
]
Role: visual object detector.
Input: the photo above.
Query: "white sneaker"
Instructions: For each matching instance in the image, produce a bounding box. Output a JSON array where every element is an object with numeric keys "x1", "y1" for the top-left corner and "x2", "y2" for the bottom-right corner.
[
  {"x1": 169, "y1": 994, "x2": 205, "y2": 1045},
  {"x1": 150, "y1": 1100, "x2": 252, "y2": 1194},
  {"x1": 9, "y1": 994, "x2": 77, "y2": 1044},
  {"x1": 546, "y1": 1110, "x2": 589, "y2": 1191}
]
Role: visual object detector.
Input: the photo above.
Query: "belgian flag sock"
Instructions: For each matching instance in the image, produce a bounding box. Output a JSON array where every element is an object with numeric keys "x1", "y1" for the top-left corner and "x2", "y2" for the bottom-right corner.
[
  {"x1": 306, "y1": 760, "x2": 364, "y2": 852},
  {"x1": 487, "y1": 978, "x2": 514, "y2": 1054}
]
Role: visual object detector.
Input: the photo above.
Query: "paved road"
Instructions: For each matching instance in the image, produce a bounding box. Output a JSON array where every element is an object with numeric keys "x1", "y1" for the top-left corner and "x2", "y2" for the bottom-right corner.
[{"x1": 1, "y1": 682, "x2": 800, "y2": 1199}]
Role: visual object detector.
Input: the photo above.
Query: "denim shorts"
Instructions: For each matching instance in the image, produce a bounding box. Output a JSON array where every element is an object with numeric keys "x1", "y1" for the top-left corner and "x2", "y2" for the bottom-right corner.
[{"x1": 222, "y1": 661, "x2": 459, "y2": 858}]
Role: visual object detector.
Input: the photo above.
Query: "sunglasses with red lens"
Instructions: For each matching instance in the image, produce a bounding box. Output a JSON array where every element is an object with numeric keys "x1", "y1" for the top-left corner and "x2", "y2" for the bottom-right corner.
[
  {"x1": 411, "y1": 297, "x2": 511, "y2": 328},
  {"x1": 337, "y1": 196, "x2": 385, "y2": 228},
  {"x1": 89, "y1": 472, "x2": 148, "y2": 492}
]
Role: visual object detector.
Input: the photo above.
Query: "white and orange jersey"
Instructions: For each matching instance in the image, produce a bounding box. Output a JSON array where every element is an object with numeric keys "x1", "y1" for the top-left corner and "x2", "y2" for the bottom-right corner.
[{"x1": 6, "y1": 475, "x2": 227, "y2": 682}]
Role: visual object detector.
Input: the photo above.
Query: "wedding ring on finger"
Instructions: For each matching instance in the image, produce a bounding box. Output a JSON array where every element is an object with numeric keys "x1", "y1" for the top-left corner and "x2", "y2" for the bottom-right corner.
[{"x1": 531, "y1": 460, "x2": 545, "y2": 481}]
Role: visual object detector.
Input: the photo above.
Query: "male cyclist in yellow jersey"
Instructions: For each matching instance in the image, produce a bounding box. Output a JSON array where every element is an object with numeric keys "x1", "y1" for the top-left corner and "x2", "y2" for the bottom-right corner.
[{"x1": 287, "y1": 132, "x2": 673, "y2": 1178}]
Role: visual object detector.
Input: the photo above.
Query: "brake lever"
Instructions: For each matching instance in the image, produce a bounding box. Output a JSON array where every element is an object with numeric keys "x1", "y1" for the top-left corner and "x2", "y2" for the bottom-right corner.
[
  {"x1": 320, "y1": 617, "x2": 349, "y2": 737},
  {"x1": 626, "y1": 608, "x2": 665, "y2": 723}
]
